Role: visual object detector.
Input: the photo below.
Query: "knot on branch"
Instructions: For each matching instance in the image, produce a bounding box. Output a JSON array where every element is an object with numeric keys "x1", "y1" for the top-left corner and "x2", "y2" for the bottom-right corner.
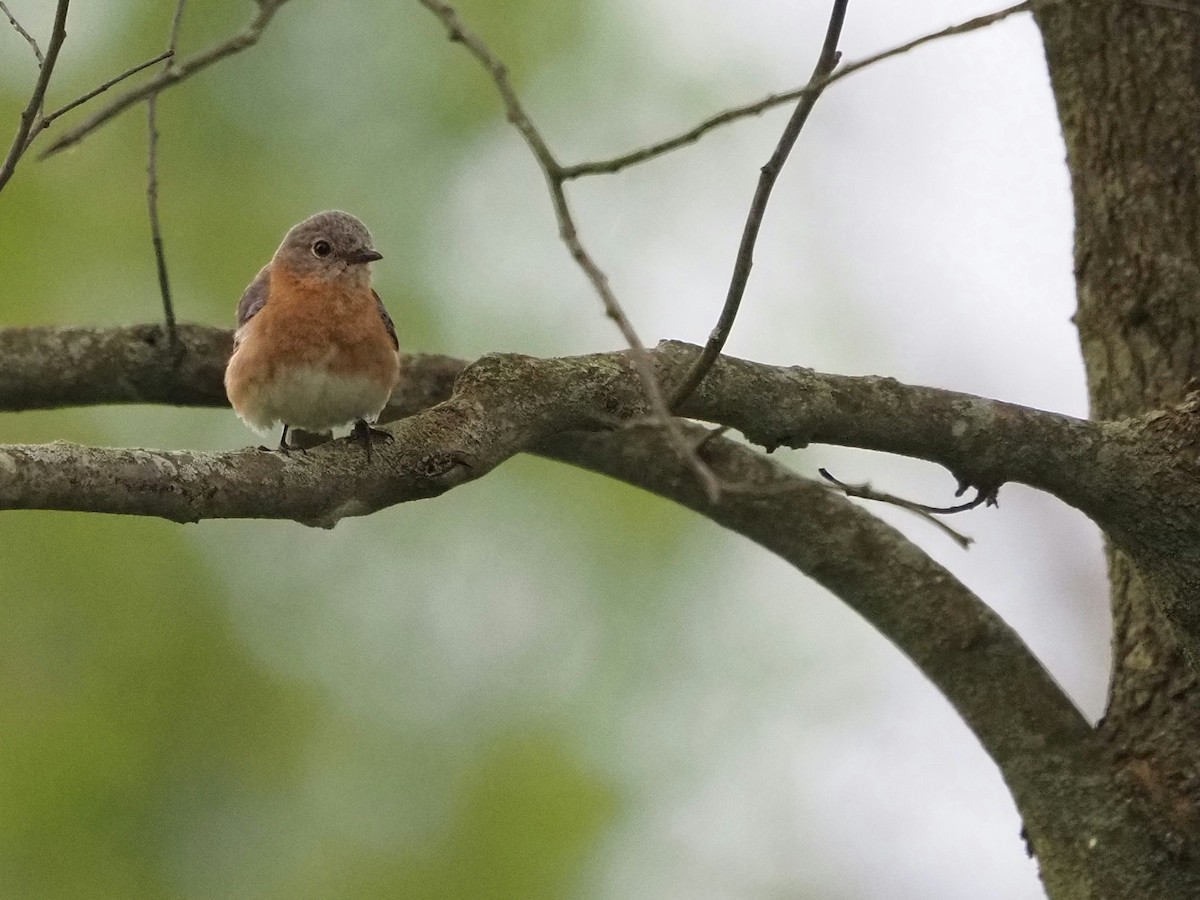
[{"x1": 416, "y1": 450, "x2": 475, "y2": 480}]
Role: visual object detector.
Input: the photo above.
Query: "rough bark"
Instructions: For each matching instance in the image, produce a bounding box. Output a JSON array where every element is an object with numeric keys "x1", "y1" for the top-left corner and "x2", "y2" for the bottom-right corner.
[{"x1": 1034, "y1": 1, "x2": 1200, "y2": 886}]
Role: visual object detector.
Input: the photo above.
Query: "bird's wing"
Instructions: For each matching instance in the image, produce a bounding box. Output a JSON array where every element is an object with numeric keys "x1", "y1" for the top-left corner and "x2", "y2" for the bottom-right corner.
[
  {"x1": 374, "y1": 289, "x2": 399, "y2": 350},
  {"x1": 236, "y1": 266, "x2": 271, "y2": 329}
]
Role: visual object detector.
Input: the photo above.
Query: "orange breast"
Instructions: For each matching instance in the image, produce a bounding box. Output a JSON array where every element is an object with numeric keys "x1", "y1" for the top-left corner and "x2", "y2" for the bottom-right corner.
[{"x1": 239, "y1": 269, "x2": 400, "y2": 389}]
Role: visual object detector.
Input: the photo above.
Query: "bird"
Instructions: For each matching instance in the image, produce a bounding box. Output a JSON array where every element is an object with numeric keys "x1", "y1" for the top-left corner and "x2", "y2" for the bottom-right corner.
[{"x1": 224, "y1": 210, "x2": 400, "y2": 455}]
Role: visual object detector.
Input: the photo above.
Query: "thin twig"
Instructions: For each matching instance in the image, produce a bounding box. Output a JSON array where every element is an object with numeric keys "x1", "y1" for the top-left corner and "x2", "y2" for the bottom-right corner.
[
  {"x1": 0, "y1": 44, "x2": 172, "y2": 190},
  {"x1": 562, "y1": 1, "x2": 1037, "y2": 180},
  {"x1": 147, "y1": 0, "x2": 186, "y2": 349},
  {"x1": 416, "y1": 0, "x2": 722, "y2": 501},
  {"x1": 818, "y1": 467, "x2": 998, "y2": 549},
  {"x1": 670, "y1": 0, "x2": 849, "y2": 409},
  {"x1": 39, "y1": 0, "x2": 293, "y2": 160},
  {"x1": 0, "y1": 1, "x2": 43, "y2": 64},
  {"x1": 0, "y1": 0, "x2": 69, "y2": 194},
  {"x1": 42, "y1": 50, "x2": 173, "y2": 128},
  {"x1": 819, "y1": 467, "x2": 996, "y2": 514}
]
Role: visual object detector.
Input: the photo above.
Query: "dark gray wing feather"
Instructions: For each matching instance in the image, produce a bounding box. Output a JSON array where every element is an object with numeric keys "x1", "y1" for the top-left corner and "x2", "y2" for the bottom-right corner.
[
  {"x1": 236, "y1": 266, "x2": 271, "y2": 328},
  {"x1": 373, "y1": 289, "x2": 399, "y2": 350}
]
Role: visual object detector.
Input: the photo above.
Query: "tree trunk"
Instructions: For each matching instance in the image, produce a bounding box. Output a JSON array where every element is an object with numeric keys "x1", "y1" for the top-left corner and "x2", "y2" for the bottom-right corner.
[{"x1": 1032, "y1": 1, "x2": 1200, "y2": 894}]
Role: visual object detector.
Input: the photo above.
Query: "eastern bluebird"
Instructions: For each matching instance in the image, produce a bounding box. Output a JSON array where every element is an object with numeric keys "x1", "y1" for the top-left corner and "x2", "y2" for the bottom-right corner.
[{"x1": 224, "y1": 210, "x2": 400, "y2": 454}]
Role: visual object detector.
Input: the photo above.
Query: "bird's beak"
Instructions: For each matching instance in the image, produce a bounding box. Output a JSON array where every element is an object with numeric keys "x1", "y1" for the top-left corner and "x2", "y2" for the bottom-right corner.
[{"x1": 346, "y1": 249, "x2": 383, "y2": 264}]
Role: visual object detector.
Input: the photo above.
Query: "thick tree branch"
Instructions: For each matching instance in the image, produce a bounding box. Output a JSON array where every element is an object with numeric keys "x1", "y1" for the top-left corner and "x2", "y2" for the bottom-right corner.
[
  {"x1": 0, "y1": 323, "x2": 463, "y2": 417},
  {"x1": 0, "y1": 325, "x2": 230, "y2": 410},
  {"x1": 5, "y1": 324, "x2": 1200, "y2": 662},
  {"x1": 550, "y1": 422, "x2": 1093, "y2": 764},
  {"x1": 0, "y1": 328, "x2": 1091, "y2": 805},
  {"x1": 550, "y1": 426, "x2": 1200, "y2": 897},
  {"x1": 0, "y1": 325, "x2": 1151, "y2": 528},
  {"x1": 5, "y1": 321, "x2": 1200, "y2": 888},
  {"x1": 0, "y1": 433, "x2": 471, "y2": 528}
]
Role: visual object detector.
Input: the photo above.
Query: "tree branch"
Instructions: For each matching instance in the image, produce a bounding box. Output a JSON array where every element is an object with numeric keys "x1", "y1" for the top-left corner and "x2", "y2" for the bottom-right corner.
[
  {"x1": 413, "y1": 0, "x2": 640, "y2": 352},
  {"x1": 551, "y1": 425, "x2": 1200, "y2": 896},
  {"x1": 0, "y1": 324, "x2": 229, "y2": 410},
  {"x1": 0, "y1": 7, "x2": 179, "y2": 192},
  {"x1": 816, "y1": 466, "x2": 986, "y2": 549},
  {"x1": 0, "y1": 325, "x2": 1133, "y2": 522},
  {"x1": 40, "y1": 50, "x2": 174, "y2": 129},
  {"x1": 21, "y1": 323, "x2": 1200, "y2": 672},
  {"x1": 550, "y1": 420, "x2": 1095, "y2": 753},
  {"x1": 0, "y1": 323, "x2": 466, "y2": 417},
  {"x1": 0, "y1": 1, "x2": 44, "y2": 64},
  {"x1": 0, "y1": 324, "x2": 1093, "y2": 809},
  {"x1": 6, "y1": 346, "x2": 1126, "y2": 874},
  {"x1": 1, "y1": 320, "x2": 1195, "y2": 890},
  {"x1": 0, "y1": 322, "x2": 1169, "y2": 622},
  {"x1": 0, "y1": 0, "x2": 69, "y2": 193}
]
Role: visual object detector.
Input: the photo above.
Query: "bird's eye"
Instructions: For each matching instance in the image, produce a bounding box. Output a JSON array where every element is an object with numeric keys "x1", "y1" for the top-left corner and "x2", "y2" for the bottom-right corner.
[{"x1": 311, "y1": 240, "x2": 332, "y2": 258}]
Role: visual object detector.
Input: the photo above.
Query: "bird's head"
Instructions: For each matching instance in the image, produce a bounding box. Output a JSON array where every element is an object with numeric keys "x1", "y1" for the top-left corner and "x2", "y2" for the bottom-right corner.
[{"x1": 273, "y1": 210, "x2": 382, "y2": 286}]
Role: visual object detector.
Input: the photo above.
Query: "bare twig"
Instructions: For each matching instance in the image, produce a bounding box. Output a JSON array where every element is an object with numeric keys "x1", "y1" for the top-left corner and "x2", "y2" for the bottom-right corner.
[
  {"x1": 562, "y1": 1, "x2": 1037, "y2": 180},
  {"x1": 416, "y1": 0, "x2": 722, "y2": 500},
  {"x1": 670, "y1": 0, "x2": 849, "y2": 409},
  {"x1": 42, "y1": 50, "x2": 173, "y2": 128},
  {"x1": 165, "y1": 0, "x2": 187, "y2": 48},
  {"x1": 40, "y1": 0, "x2": 293, "y2": 160},
  {"x1": 0, "y1": 0, "x2": 69, "y2": 194},
  {"x1": 818, "y1": 467, "x2": 997, "y2": 549},
  {"x1": 0, "y1": 41, "x2": 172, "y2": 191},
  {"x1": 146, "y1": 1, "x2": 187, "y2": 349},
  {"x1": 0, "y1": 1, "x2": 43, "y2": 64}
]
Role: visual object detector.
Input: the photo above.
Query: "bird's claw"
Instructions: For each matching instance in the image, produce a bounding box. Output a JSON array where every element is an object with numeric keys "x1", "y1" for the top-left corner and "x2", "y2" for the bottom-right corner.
[{"x1": 350, "y1": 420, "x2": 393, "y2": 461}]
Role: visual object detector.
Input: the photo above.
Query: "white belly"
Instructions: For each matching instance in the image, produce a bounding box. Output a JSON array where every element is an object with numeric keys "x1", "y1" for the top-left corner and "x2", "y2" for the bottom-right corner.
[{"x1": 236, "y1": 365, "x2": 393, "y2": 434}]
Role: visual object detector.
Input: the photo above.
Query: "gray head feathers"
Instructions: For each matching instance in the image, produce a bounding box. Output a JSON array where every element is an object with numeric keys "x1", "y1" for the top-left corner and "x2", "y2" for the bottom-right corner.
[{"x1": 273, "y1": 210, "x2": 381, "y2": 281}]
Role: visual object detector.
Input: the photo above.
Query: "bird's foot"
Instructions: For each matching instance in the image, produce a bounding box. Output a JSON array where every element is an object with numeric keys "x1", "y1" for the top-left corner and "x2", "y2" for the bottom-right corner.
[
  {"x1": 254, "y1": 424, "x2": 296, "y2": 453},
  {"x1": 350, "y1": 420, "x2": 393, "y2": 461}
]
